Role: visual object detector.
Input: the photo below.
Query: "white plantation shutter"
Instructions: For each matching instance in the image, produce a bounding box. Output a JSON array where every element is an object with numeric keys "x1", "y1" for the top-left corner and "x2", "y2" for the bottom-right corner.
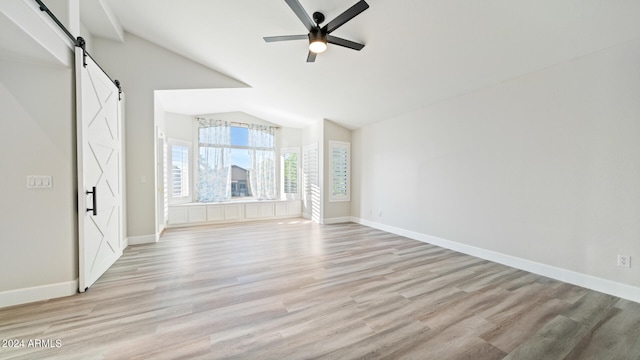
[
  {"x1": 163, "y1": 139, "x2": 169, "y2": 221},
  {"x1": 329, "y1": 141, "x2": 350, "y2": 201},
  {"x1": 169, "y1": 141, "x2": 191, "y2": 202},
  {"x1": 282, "y1": 148, "x2": 300, "y2": 198},
  {"x1": 302, "y1": 143, "x2": 320, "y2": 222},
  {"x1": 303, "y1": 144, "x2": 319, "y2": 190}
]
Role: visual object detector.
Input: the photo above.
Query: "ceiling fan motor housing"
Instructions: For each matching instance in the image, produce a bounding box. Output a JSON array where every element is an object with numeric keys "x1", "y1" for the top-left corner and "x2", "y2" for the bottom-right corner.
[{"x1": 309, "y1": 28, "x2": 325, "y2": 42}]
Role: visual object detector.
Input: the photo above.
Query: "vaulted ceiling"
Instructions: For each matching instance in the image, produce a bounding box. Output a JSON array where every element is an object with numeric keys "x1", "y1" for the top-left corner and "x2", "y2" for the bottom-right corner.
[{"x1": 86, "y1": 0, "x2": 640, "y2": 128}]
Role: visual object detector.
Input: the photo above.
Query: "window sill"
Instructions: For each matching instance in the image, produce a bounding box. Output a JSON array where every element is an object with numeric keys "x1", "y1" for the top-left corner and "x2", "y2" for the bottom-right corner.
[{"x1": 170, "y1": 199, "x2": 296, "y2": 207}]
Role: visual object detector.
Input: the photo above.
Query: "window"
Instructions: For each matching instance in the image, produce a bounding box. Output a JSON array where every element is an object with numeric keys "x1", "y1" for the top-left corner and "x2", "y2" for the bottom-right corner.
[
  {"x1": 168, "y1": 140, "x2": 191, "y2": 203},
  {"x1": 329, "y1": 141, "x2": 350, "y2": 202},
  {"x1": 230, "y1": 126, "x2": 252, "y2": 198},
  {"x1": 281, "y1": 148, "x2": 300, "y2": 199},
  {"x1": 245, "y1": 125, "x2": 276, "y2": 200},
  {"x1": 197, "y1": 119, "x2": 276, "y2": 202}
]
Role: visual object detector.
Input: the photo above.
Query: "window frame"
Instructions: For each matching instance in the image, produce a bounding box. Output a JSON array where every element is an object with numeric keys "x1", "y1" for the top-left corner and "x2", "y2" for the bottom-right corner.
[{"x1": 328, "y1": 140, "x2": 350, "y2": 202}]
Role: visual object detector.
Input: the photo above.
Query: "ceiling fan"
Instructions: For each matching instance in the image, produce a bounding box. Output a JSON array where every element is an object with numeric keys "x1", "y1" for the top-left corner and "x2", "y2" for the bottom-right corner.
[{"x1": 264, "y1": 0, "x2": 369, "y2": 62}]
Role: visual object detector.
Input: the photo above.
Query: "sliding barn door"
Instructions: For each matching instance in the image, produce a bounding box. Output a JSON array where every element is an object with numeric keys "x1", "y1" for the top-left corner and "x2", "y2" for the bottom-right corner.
[{"x1": 76, "y1": 48, "x2": 124, "y2": 292}]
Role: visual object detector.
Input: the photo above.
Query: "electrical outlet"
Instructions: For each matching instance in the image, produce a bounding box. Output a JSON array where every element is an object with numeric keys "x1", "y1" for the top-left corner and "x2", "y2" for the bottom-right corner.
[{"x1": 617, "y1": 255, "x2": 631, "y2": 268}]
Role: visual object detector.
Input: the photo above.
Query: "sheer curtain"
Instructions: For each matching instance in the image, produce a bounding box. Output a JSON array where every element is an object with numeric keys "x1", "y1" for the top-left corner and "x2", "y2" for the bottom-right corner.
[
  {"x1": 197, "y1": 119, "x2": 231, "y2": 202},
  {"x1": 248, "y1": 125, "x2": 276, "y2": 200}
]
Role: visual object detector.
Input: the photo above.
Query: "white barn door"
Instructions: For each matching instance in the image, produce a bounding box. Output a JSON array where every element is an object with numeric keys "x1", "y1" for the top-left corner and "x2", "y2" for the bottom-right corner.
[{"x1": 75, "y1": 47, "x2": 124, "y2": 292}]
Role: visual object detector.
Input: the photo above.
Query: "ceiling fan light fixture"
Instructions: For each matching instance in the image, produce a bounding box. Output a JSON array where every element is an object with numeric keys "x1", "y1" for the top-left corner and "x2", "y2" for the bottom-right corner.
[
  {"x1": 308, "y1": 29, "x2": 327, "y2": 53},
  {"x1": 309, "y1": 38, "x2": 327, "y2": 53}
]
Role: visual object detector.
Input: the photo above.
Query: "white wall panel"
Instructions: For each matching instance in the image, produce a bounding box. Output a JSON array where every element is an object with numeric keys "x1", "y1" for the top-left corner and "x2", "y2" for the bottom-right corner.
[
  {"x1": 188, "y1": 207, "x2": 206, "y2": 223},
  {"x1": 245, "y1": 203, "x2": 259, "y2": 219},
  {"x1": 224, "y1": 204, "x2": 242, "y2": 220},
  {"x1": 169, "y1": 201, "x2": 301, "y2": 226},
  {"x1": 207, "y1": 205, "x2": 225, "y2": 221},
  {"x1": 259, "y1": 203, "x2": 274, "y2": 218},
  {"x1": 275, "y1": 202, "x2": 289, "y2": 217},
  {"x1": 168, "y1": 207, "x2": 188, "y2": 224}
]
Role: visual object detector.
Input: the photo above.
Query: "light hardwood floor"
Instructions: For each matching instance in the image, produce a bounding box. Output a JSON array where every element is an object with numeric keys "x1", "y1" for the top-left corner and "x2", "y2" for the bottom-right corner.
[{"x1": 2, "y1": 219, "x2": 640, "y2": 359}]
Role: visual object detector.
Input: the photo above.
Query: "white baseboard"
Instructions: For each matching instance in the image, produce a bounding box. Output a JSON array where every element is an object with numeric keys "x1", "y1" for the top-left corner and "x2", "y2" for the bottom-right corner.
[
  {"x1": 128, "y1": 233, "x2": 158, "y2": 245},
  {"x1": 323, "y1": 216, "x2": 353, "y2": 225},
  {"x1": 351, "y1": 217, "x2": 640, "y2": 304},
  {"x1": 0, "y1": 280, "x2": 78, "y2": 308}
]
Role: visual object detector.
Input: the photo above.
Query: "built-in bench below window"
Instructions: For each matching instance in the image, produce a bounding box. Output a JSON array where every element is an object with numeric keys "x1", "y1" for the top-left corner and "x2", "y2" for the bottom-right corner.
[{"x1": 168, "y1": 200, "x2": 302, "y2": 227}]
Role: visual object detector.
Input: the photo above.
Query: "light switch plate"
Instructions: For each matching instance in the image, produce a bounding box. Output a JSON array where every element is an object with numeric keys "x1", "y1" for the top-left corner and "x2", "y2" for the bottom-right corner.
[{"x1": 27, "y1": 176, "x2": 52, "y2": 189}]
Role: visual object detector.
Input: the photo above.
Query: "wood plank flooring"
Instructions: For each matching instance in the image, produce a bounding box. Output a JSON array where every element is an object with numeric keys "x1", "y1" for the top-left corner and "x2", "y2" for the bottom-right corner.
[{"x1": 2, "y1": 219, "x2": 640, "y2": 359}]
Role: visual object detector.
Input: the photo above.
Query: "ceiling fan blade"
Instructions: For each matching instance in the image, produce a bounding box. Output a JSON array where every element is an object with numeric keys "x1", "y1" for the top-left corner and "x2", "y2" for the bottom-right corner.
[
  {"x1": 264, "y1": 34, "x2": 308, "y2": 42},
  {"x1": 284, "y1": 0, "x2": 315, "y2": 31},
  {"x1": 322, "y1": 0, "x2": 369, "y2": 34},
  {"x1": 306, "y1": 51, "x2": 317, "y2": 62},
  {"x1": 327, "y1": 35, "x2": 365, "y2": 51}
]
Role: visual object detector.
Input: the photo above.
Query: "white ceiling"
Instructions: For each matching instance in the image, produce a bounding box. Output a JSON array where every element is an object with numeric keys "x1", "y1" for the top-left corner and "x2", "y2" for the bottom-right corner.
[{"x1": 89, "y1": 0, "x2": 640, "y2": 129}]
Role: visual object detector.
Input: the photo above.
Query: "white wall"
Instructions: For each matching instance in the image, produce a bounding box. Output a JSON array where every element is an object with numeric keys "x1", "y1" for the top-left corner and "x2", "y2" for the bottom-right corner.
[
  {"x1": 45, "y1": 0, "x2": 76, "y2": 34},
  {"x1": 92, "y1": 33, "x2": 246, "y2": 241},
  {"x1": 165, "y1": 112, "x2": 193, "y2": 142},
  {"x1": 279, "y1": 127, "x2": 303, "y2": 149},
  {"x1": 352, "y1": 38, "x2": 640, "y2": 299},
  {"x1": 79, "y1": 22, "x2": 93, "y2": 52},
  {"x1": 0, "y1": 59, "x2": 77, "y2": 296}
]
